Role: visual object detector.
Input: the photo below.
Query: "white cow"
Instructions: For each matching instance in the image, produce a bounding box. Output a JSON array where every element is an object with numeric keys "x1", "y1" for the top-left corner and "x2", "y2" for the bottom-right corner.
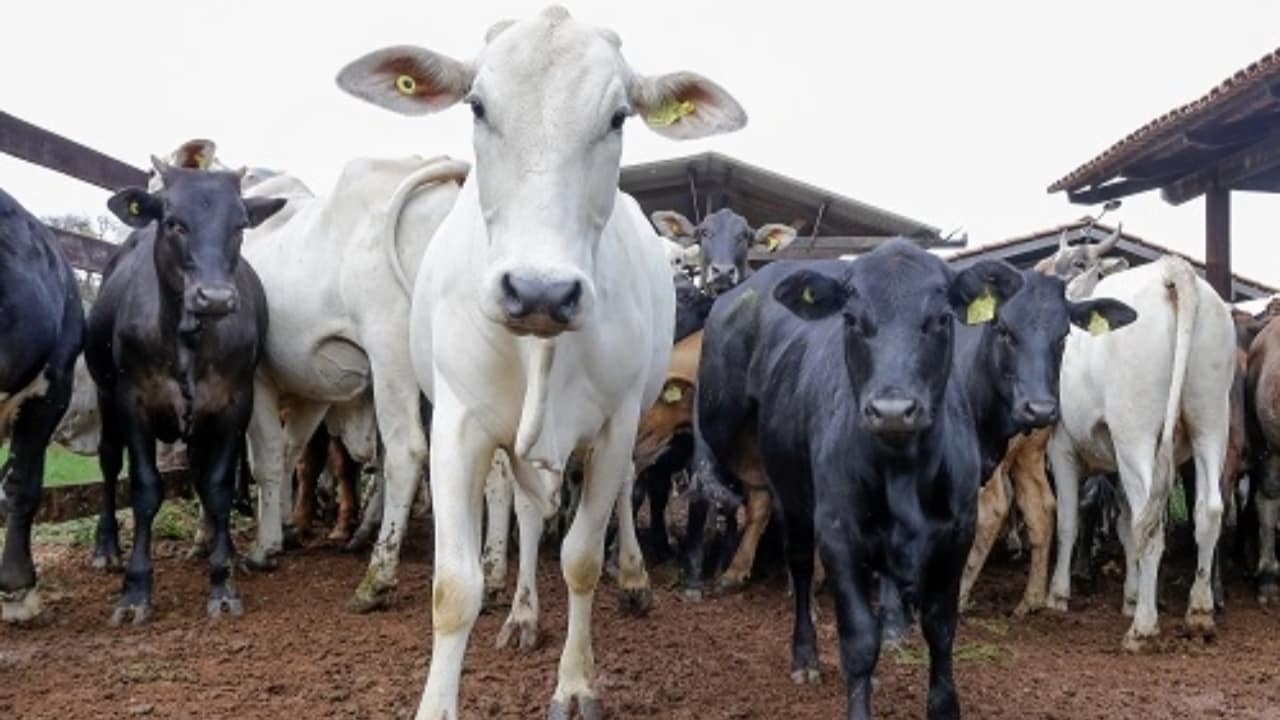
[
  {"x1": 1047, "y1": 256, "x2": 1234, "y2": 650},
  {"x1": 238, "y1": 153, "x2": 470, "y2": 612},
  {"x1": 337, "y1": 6, "x2": 745, "y2": 718}
]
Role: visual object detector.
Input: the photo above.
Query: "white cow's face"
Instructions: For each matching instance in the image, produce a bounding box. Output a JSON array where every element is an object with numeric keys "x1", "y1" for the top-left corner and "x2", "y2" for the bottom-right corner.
[{"x1": 337, "y1": 5, "x2": 746, "y2": 337}]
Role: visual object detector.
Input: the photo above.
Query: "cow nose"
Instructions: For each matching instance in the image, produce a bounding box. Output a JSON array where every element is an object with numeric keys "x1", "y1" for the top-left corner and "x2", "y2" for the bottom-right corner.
[
  {"x1": 500, "y1": 274, "x2": 583, "y2": 326},
  {"x1": 1022, "y1": 399, "x2": 1060, "y2": 425},
  {"x1": 863, "y1": 396, "x2": 923, "y2": 433},
  {"x1": 192, "y1": 285, "x2": 238, "y2": 315}
]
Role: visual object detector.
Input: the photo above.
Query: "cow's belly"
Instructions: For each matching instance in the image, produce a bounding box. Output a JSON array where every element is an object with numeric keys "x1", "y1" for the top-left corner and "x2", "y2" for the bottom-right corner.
[
  {"x1": 264, "y1": 333, "x2": 372, "y2": 403},
  {"x1": 0, "y1": 371, "x2": 51, "y2": 442}
]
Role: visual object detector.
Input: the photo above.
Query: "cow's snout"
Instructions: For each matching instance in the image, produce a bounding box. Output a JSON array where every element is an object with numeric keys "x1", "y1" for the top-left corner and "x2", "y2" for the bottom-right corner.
[
  {"x1": 862, "y1": 393, "x2": 927, "y2": 434},
  {"x1": 190, "y1": 284, "x2": 238, "y2": 316},
  {"x1": 704, "y1": 263, "x2": 740, "y2": 295},
  {"x1": 1016, "y1": 398, "x2": 1060, "y2": 427},
  {"x1": 499, "y1": 273, "x2": 583, "y2": 335}
]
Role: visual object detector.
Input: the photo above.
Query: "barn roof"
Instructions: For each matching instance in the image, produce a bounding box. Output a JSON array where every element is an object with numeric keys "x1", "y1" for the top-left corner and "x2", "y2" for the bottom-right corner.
[
  {"x1": 948, "y1": 219, "x2": 1277, "y2": 303},
  {"x1": 620, "y1": 152, "x2": 965, "y2": 262}
]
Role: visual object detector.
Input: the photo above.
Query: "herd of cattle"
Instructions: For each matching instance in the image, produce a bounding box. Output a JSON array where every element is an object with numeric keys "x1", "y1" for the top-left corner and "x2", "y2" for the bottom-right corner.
[{"x1": 3, "y1": 6, "x2": 1280, "y2": 719}]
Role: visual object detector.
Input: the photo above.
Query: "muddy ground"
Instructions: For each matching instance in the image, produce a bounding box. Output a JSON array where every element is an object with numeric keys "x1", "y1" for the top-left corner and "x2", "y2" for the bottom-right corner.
[{"x1": 4, "y1": 516, "x2": 1280, "y2": 720}]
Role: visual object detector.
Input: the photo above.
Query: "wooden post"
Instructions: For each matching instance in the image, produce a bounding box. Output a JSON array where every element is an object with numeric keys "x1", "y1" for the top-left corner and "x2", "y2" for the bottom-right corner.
[{"x1": 1205, "y1": 185, "x2": 1231, "y2": 301}]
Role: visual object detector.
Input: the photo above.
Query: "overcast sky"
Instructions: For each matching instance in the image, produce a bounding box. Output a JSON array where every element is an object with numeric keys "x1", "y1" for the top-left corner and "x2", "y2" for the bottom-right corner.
[{"x1": 4, "y1": 2, "x2": 1279, "y2": 285}]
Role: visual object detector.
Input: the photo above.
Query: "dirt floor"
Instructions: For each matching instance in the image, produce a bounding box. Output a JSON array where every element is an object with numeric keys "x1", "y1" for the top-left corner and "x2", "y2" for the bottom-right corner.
[{"x1": 5, "y1": 520, "x2": 1280, "y2": 720}]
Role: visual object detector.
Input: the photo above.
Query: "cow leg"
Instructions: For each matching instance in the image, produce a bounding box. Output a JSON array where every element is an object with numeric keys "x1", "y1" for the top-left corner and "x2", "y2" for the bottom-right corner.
[
  {"x1": 1013, "y1": 444, "x2": 1055, "y2": 616},
  {"x1": 497, "y1": 465, "x2": 544, "y2": 652},
  {"x1": 1114, "y1": 499, "x2": 1138, "y2": 616},
  {"x1": 482, "y1": 451, "x2": 514, "y2": 609},
  {"x1": 1047, "y1": 435, "x2": 1082, "y2": 612},
  {"x1": 291, "y1": 426, "x2": 329, "y2": 537},
  {"x1": 681, "y1": 496, "x2": 713, "y2": 600},
  {"x1": 0, "y1": 374, "x2": 72, "y2": 623},
  {"x1": 1255, "y1": 456, "x2": 1280, "y2": 603},
  {"x1": 352, "y1": 369, "x2": 427, "y2": 613},
  {"x1": 816, "y1": 521, "x2": 876, "y2": 720},
  {"x1": 719, "y1": 485, "x2": 772, "y2": 593},
  {"x1": 547, "y1": 415, "x2": 638, "y2": 720},
  {"x1": 1114, "y1": 443, "x2": 1164, "y2": 652},
  {"x1": 112, "y1": 420, "x2": 162, "y2": 626},
  {"x1": 614, "y1": 468, "x2": 652, "y2": 615},
  {"x1": 958, "y1": 465, "x2": 1010, "y2": 612},
  {"x1": 328, "y1": 438, "x2": 360, "y2": 543},
  {"x1": 644, "y1": 468, "x2": 674, "y2": 563},
  {"x1": 920, "y1": 545, "x2": 966, "y2": 720},
  {"x1": 190, "y1": 426, "x2": 243, "y2": 619},
  {"x1": 416, "y1": 385, "x2": 493, "y2": 720},
  {"x1": 1186, "y1": 443, "x2": 1225, "y2": 637},
  {"x1": 348, "y1": 468, "x2": 384, "y2": 552},
  {"x1": 783, "y1": 502, "x2": 820, "y2": 685},
  {"x1": 247, "y1": 380, "x2": 286, "y2": 567},
  {"x1": 92, "y1": 391, "x2": 126, "y2": 572}
]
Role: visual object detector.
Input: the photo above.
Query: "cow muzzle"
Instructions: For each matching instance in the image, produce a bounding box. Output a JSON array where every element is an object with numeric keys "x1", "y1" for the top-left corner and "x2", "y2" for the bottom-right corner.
[
  {"x1": 862, "y1": 392, "x2": 930, "y2": 435},
  {"x1": 498, "y1": 273, "x2": 584, "y2": 337},
  {"x1": 188, "y1": 283, "x2": 239, "y2": 316},
  {"x1": 703, "y1": 263, "x2": 740, "y2": 296},
  {"x1": 1014, "y1": 398, "x2": 1060, "y2": 428}
]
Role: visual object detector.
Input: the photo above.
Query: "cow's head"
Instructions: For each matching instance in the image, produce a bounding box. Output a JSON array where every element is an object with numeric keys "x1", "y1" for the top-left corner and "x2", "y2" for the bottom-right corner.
[
  {"x1": 1041, "y1": 224, "x2": 1123, "y2": 284},
  {"x1": 652, "y1": 208, "x2": 795, "y2": 296},
  {"x1": 109, "y1": 159, "x2": 285, "y2": 318},
  {"x1": 337, "y1": 6, "x2": 746, "y2": 337},
  {"x1": 773, "y1": 241, "x2": 1015, "y2": 440},
  {"x1": 972, "y1": 269, "x2": 1137, "y2": 429}
]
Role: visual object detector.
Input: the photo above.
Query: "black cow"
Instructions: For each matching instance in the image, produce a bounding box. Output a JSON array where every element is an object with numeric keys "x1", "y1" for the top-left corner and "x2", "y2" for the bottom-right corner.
[
  {"x1": 0, "y1": 190, "x2": 85, "y2": 623},
  {"x1": 87, "y1": 159, "x2": 283, "y2": 623},
  {"x1": 652, "y1": 208, "x2": 797, "y2": 296},
  {"x1": 689, "y1": 240, "x2": 1133, "y2": 719}
]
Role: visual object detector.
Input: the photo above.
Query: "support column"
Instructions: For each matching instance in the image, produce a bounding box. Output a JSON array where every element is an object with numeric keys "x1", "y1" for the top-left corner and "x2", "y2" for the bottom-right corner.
[{"x1": 1205, "y1": 185, "x2": 1231, "y2": 301}]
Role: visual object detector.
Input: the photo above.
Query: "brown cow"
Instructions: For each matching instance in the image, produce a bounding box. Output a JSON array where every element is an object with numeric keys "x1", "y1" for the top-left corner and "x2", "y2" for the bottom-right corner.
[
  {"x1": 291, "y1": 426, "x2": 362, "y2": 543},
  {"x1": 1245, "y1": 308, "x2": 1280, "y2": 602}
]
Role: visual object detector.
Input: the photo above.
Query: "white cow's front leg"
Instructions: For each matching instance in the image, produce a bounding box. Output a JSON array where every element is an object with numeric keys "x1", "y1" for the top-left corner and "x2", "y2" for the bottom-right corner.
[
  {"x1": 1116, "y1": 444, "x2": 1162, "y2": 652},
  {"x1": 247, "y1": 379, "x2": 286, "y2": 567},
  {"x1": 548, "y1": 415, "x2": 638, "y2": 720},
  {"x1": 482, "y1": 451, "x2": 514, "y2": 608},
  {"x1": 497, "y1": 463, "x2": 545, "y2": 652},
  {"x1": 1047, "y1": 435, "x2": 1081, "y2": 612},
  {"x1": 416, "y1": 385, "x2": 493, "y2": 720},
  {"x1": 613, "y1": 468, "x2": 652, "y2": 615},
  {"x1": 1115, "y1": 499, "x2": 1138, "y2": 617},
  {"x1": 1187, "y1": 445, "x2": 1224, "y2": 637},
  {"x1": 353, "y1": 363, "x2": 429, "y2": 613}
]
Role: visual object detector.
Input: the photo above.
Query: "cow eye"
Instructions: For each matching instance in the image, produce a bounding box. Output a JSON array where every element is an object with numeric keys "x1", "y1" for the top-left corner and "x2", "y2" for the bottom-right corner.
[
  {"x1": 610, "y1": 109, "x2": 628, "y2": 131},
  {"x1": 469, "y1": 98, "x2": 487, "y2": 122},
  {"x1": 165, "y1": 218, "x2": 187, "y2": 235}
]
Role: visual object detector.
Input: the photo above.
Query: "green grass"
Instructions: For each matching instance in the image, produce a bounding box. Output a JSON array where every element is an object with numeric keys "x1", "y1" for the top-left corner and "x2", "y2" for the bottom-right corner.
[{"x1": 0, "y1": 445, "x2": 101, "y2": 487}]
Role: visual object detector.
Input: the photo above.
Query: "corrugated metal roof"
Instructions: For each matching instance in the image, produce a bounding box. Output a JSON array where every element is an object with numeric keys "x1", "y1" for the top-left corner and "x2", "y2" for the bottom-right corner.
[{"x1": 1048, "y1": 47, "x2": 1280, "y2": 194}]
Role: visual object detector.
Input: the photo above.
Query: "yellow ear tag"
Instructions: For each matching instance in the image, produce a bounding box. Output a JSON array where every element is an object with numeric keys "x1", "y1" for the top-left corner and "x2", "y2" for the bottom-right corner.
[
  {"x1": 766, "y1": 233, "x2": 782, "y2": 251},
  {"x1": 1087, "y1": 310, "x2": 1110, "y2": 336},
  {"x1": 645, "y1": 98, "x2": 695, "y2": 127},
  {"x1": 128, "y1": 200, "x2": 141, "y2": 216},
  {"x1": 801, "y1": 286, "x2": 816, "y2": 305},
  {"x1": 966, "y1": 288, "x2": 996, "y2": 325},
  {"x1": 193, "y1": 151, "x2": 209, "y2": 169},
  {"x1": 662, "y1": 383, "x2": 684, "y2": 404},
  {"x1": 395, "y1": 74, "x2": 417, "y2": 95}
]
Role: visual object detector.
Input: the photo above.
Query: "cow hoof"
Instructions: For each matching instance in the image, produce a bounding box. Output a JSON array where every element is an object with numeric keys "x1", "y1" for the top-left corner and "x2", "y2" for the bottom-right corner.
[
  {"x1": 348, "y1": 574, "x2": 393, "y2": 614},
  {"x1": 957, "y1": 594, "x2": 975, "y2": 614},
  {"x1": 1122, "y1": 598, "x2": 1137, "y2": 618},
  {"x1": 547, "y1": 695, "x2": 603, "y2": 720},
  {"x1": 185, "y1": 543, "x2": 211, "y2": 562},
  {"x1": 1121, "y1": 627, "x2": 1157, "y2": 654},
  {"x1": 496, "y1": 616, "x2": 540, "y2": 652},
  {"x1": 243, "y1": 548, "x2": 279, "y2": 572},
  {"x1": 716, "y1": 575, "x2": 748, "y2": 595},
  {"x1": 207, "y1": 588, "x2": 244, "y2": 620},
  {"x1": 344, "y1": 528, "x2": 374, "y2": 553},
  {"x1": 790, "y1": 667, "x2": 821, "y2": 685},
  {"x1": 0, "y1": 588, "x2": 43, "y2": 624},
  {"x1": 110, "y1": 602, "x2": 153, "y2": 627},
  {"x1": 1045, "y1": 594, "x2": 1069, "y2": 613},
  {"x1": 679, "y1": 586, "x2": 705, "y2": 603},
  {"x1": 880, "y1": 621, "x2": 913, "y2": 650},
  {"x1": 1184, "y1": 610, "x2": 1216, "y2": 640},
  {"x1": 91, "y1": 553, "x2": 124, "y2": 573},
  {"x1": 282, "y1": 526, "x2": 304, "y2": 551},
  {"x1": 1257, "y1": 579, "x2": 1280, "y2": 605},
  {"x1": 482, "y1": 586, "x2": 504, "y2": 614},
  {"x1": 326, "y1": 527, "x2": 353, "y2": 544},
  {"x1": 1014, "y1": 596, "x2": 1045, "y2": 617},
  {"x1": 618, "y1": 586, "x2": 653, "y2": 616}
]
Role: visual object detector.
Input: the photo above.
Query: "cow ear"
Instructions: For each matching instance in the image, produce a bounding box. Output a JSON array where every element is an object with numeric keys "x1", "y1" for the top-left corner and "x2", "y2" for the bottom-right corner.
[
  {"x1": 1068, "y1": 298, "x2": 1137, "y2": 336},
  {"x1": 107, "y1": 188, "x2": 162, "y2": 228},
  {"x1": 753, "y1": 223, "x2": 798, "y2": 253},
  {"x1": 169, "y1": 139, "x2": 217, "y2": 170},
  {"x1": 631, "y1": 71, "x2": 747, "y2": 140},
  {"x1": 949, "y1": 261, "x2": 1024, "y2": 325},
  {"x1": 651, "y1": 210, "x2": 697, "y2": 245},
  {"x1": 244, "y1": 197, "x2": 288, "y2": 228},
  {"x1": 336, "y1": 45, "x2": 473, "y2": 116},
  {"x1": 774, "y1": 270, "x2": 847, "y2": 321}
]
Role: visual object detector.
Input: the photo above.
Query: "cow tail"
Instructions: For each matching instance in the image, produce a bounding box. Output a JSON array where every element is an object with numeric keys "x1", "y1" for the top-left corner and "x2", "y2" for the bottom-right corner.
[
  {"x1": 1138, "y1": 257, "x2": 1198, "y2": 554},
  {"x1": 381, "y1": 157, "x2": 471, "y2": 296}
]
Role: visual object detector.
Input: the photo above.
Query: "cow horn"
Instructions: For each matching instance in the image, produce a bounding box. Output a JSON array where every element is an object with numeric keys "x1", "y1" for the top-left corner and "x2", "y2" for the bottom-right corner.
[
  {"x1": 1092, "y1": 222, "x2": 1122, "y2": 258},
  {"x1": 1057, "y1": 228, "x2": 1070, "y2": 253}
]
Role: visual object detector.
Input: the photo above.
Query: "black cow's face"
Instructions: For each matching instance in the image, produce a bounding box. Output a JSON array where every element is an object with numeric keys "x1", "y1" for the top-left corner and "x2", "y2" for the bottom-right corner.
[
  {"x1": 653, "y1": 208, "x2": 796, "y2": 297},
  {"x1": 109, "y1": 161, "x2": 284, "y2": 319},
  {"x1": 987, "y1": 271, "x2": 1138, "y2": 430},
  {"x1": 775, "y1": 243, "x2": 1017, "y2": 442}
]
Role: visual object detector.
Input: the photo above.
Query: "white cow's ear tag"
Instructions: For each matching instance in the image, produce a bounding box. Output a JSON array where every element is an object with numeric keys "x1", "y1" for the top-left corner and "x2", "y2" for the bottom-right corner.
[
  {"x1": 646, "y1": 98, "x2": 696, "y2": 127},
  {"x1": 1088, "y1": 310, "x2": 1111, "y2": 336},
  {"x1": 801, "y1": 286, "x2": 816, "y2": 305},
  {"x1": 395, "y1": 74, "x2": 417, "y2": 95},
  {"x1": 662, "y1": 383, "x2": 684, "y2": 404},
  {"x1": 966, "y1": 287, "x2": 997, "y2": 325},
  {"x1": 193, "y1": 151, "x2": 209, "y2": 170}
]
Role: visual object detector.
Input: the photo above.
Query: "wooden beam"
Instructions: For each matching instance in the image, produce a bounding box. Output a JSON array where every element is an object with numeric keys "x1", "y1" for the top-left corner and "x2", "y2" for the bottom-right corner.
[
  {"x1": 1205, "y1": 186, "x2": 1231, "y2": 300},
  {"x1": 49, "y1": 226, "x2": 116, "y2": 273},
  {"x1": 0, "y1": 111, "x2": 147, "y2": 191},
  {"x1": 1066, "y1": 175, "x2": 1176, "y2": 204},
  {"x1": 1162, "y1": 131, "x2": 1280, "y2": 205}
]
